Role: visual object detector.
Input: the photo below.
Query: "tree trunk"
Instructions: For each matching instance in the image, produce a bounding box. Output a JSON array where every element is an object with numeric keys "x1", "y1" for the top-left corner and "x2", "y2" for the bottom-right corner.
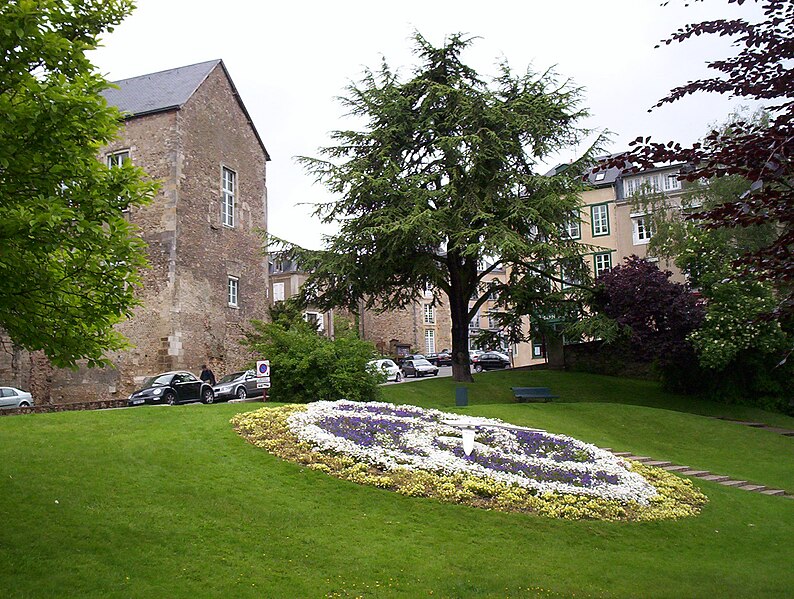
[{"x1": 447, "y1": 257, "x2": 475, "y2": 383}]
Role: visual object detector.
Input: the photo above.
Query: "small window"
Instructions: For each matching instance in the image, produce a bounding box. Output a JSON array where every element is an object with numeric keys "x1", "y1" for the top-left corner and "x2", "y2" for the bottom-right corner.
[
  {"x1": 304, "y1": 311, "x2": 324, "y2": 332},
  {"x1": 633, "y1": 216, "x2": 654, "y2": 245},
  {"x1": 423, "y1": 304, "x2": 435, "y2": 325},
  {"x1": 469, "y1": 312, "x2": 480, "y2": 329},
  {"x1": 664, "y1": 173, "x2": 682, "y2": 191},
  {"x1": 424, "y1": 329, "x2": 436, "y2": 354},
  {"x1": 562, "y1": 211, "x2": 581, "y2": 240},
  {"x1": 228, "y1": 276, "x2": 239, "y2": 307},
  {"x1": 273, "y1": 282, "x2": 285, "y2": 302},
  {"x1": 594, "y1": 253, "x2": 612, "y2": 278},
  {"x1": 591, "y1": 204, "x2": 610, "y2": 237},
  {"x1": 107, "y1": 150, "x2": 130, "y2": 168},
  {"x1": 222, "y1": 167, "x2": 236, "y2": 228},
  {"x1": 594, "y1": 172, "x2": 606, "y2": 181}
]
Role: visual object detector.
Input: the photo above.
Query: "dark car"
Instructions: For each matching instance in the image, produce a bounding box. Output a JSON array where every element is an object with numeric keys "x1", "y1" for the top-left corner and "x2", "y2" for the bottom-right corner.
[
  {"x1": 128, "y1": 371, "x2": 215, "y2": 406},
  {"x1": 397, "y1": 353, "x2": 426, "y2": 366},
  {"x1": 401, "y1": 358, "x2": 439, "y2": 378},
  {"x1": 212, "y1": 370, "x2": 267, "y2": 401},
  {"x1": 472, "y1": 352, "x2": 511, "y2": 372},
  {"x1": 427, "y1": 351, "x2": 452, "y2": 367}
]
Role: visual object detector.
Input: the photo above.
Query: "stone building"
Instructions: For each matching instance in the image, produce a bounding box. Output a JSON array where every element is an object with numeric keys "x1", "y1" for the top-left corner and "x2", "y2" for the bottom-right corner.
[{"x1": 0, "y1": 59, "x2": 270, "y2": 403}]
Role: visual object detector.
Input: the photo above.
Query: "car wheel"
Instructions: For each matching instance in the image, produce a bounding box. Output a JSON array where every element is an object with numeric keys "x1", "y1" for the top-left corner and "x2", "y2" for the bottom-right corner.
[
  {"x1": 474, "y1": 364, "x2": 483, "y2": 373},
  {"x1": 18, "y1": 401, "x2": 30, "y2": 408},
  {"x1": 164, "y1": 391, "x2": 177, "y2": 406},
  {"x1": 236, "y1": 387, "x2": 247, "y2": 400},
  {"x1": 395, "y1": 372, "x2": 402, "y2": 382},
  {"x1": 433, "y1": 371, "x2": 438, "y2": 376},
  {"x1": 202, "y1": 388, "x2": 215, "y2": 404}
]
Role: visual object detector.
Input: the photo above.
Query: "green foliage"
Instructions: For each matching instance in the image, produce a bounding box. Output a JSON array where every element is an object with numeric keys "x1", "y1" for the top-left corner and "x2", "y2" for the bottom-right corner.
[
  {"x1": 243, "y1": 310, "x2": 381, "y2": 403},
  {"x1": 628, "y1": 112, "x2": 792, "y2": 408},
  {"x1": 0, "y1": 0, "x2": 157, "y2": 368},
  {"x1": 272, "y1": 32, "x2": 606, "y2": 380}
]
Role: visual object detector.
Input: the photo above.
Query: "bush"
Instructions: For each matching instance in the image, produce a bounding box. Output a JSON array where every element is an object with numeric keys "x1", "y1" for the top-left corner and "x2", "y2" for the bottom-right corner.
[{"x1": 242, "y1": 316, "x2": 381, "y2": 404}]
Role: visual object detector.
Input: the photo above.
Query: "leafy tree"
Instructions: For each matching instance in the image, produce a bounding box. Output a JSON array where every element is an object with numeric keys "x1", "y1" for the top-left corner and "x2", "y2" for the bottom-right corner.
[
  {"x1": 604, "y1": 0, "x2": 793, "y2": 319},
  {"x1": 242, "y1": 307, "x2": 381, "y2": 404},
  {"x1": 592, "y1": 256, "x2": 705, "y2": 389},
  {"x1": 0, "y1": 0, "x2": 157, "y2": 368},
  {"x1": 629, "y1": 112, "x2": 792, "y2": 404},
  {"x1": 272, "y1": 33, "x2": 604, "y2": 382}
]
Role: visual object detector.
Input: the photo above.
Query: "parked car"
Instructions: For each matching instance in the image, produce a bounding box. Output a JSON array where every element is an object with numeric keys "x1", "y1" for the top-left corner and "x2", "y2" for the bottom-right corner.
[
  {"x1": 367, "y1": 359, "x2": 402, "y2": 382},
  {"x1": 128, "y1": 371, "x2": 214, "y2": 406},
  {"x1": 212, "y1": 369, "x2": 268, "y2": 401},
  {"x1": 397, "y1": 353, "x2": 426, "y2": 366},
  {"x1": 401, "y1": 358, "x2": 439, "y2": 378},
  {"x1": 426, "y1": 351, "x2": 452, "y2": 366},
  {"x1": 0, "y1": 386, "x2": 34, "y2": 409},
  {"x1": 468, "y1": 349, "x2": 485, "y2": 364},
  {"x1": 472, "y1": 351, "x2": 511, "y2": 372}
]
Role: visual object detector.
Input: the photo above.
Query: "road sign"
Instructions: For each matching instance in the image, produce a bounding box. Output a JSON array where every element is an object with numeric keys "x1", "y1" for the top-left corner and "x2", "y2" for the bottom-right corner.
[{"x1": 256, "y1": 360, "x2": 270, "y2": 377}]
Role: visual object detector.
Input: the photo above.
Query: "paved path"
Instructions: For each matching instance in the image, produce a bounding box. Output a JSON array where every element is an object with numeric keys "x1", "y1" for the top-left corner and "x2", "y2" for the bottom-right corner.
[{"x1": 600, "y1": 448, "x2": 792, "y2": 499}]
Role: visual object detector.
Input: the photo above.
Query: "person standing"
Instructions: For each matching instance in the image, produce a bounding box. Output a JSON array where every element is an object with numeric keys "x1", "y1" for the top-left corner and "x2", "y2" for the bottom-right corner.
[{"x1": 200, "y1": 364, "x2": 216, "y2": 386}]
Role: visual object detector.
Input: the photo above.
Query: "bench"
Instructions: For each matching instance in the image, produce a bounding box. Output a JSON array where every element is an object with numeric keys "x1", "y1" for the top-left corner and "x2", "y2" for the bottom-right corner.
[{"x1": 511, "y1": 387, "x2": 558, "y2": 403}]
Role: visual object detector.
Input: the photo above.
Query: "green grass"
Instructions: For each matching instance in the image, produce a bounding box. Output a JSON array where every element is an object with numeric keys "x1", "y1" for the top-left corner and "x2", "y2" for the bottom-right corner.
[{"x1": 1, "y1": 370, "x2": 793, "y2": 598}]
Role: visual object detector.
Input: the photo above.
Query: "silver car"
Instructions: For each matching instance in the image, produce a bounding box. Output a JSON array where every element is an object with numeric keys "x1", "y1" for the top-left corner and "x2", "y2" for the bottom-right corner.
[
  {"x1": 0, "y1": 386, "x2": 34, "y2": 409},
  {"x1": 212, "y1": 370, "x2": 268, "y2": 401}
]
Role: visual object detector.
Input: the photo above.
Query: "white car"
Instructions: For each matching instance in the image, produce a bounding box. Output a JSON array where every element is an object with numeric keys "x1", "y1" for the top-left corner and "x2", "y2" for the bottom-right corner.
[
  {"x1": 367, "y1": 359, "x2": 403, "y2": 382},
  {"x1": 0, "y1": 386, "x2": 34, "y2": 409}
]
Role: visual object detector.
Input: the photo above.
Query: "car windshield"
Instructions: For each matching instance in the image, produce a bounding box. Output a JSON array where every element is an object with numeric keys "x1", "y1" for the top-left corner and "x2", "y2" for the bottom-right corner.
[
  {"x1": 414, "y1": 359, "x2": 432, "y2": 366},
  {"x1": 217, "y1": 372, "x2": 244, "y2": 384},
  {"x1": 145, "y1": 373, "x2": 174, "y2": 387}
]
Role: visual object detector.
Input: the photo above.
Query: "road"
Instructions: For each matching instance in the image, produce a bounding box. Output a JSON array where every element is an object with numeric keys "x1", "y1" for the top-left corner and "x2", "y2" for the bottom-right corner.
[{"x1": 383, "y1": 366, "x2": 453, "y2": 385}]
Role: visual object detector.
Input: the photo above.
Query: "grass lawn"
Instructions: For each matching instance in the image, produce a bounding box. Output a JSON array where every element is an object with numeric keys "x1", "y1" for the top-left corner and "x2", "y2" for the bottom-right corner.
[{"x1": 1, "y1": 370, "x2": 792, "y2": 598}]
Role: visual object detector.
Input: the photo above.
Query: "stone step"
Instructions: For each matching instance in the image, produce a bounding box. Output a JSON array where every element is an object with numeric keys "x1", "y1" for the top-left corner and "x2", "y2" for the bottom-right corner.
[
  {"x1": 644, "y1": 460, "x2": 672, "y2": 467},
  {"x1": 719, "y1": 480, "x2": 748, "y2": 487},
  {"x1": 732, "y1": 421, "x2": 766, "y2": 427},
  {"x1": 737, "y1": 484, "x2": 767, "y2": 492},
  {"x1": 663, "y1": 465, "x2": 691, "y2": 472},
  {"x1": 760, "y1": 489, "x2": 786, "y2": 496},
  {"x1": 681, "y1": 470, "x2": 711, "y2": 477},
  {"x1": 599, "y1": 447, "x2": 613, "y2": 453},
  {"x1": 700, "y1": 474, "x2": 731, "y2": 482},
  {"x1": 627, "y1": 456, "x2": 653, "y2": 463},
  {"x1": 612, "y1": 451, "x2": 632, "y2": 457}
]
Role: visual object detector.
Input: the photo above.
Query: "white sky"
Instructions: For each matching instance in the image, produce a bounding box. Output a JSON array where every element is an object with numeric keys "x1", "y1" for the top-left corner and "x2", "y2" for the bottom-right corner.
[{"x1": 91, "y1": 0, "x2": 764, "y2": 249}]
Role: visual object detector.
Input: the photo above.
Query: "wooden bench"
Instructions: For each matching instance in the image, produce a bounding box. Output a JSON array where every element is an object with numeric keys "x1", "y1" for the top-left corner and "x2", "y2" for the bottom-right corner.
[{"x1": 511, "y1": 387, "x2": 558, "y2": 402}]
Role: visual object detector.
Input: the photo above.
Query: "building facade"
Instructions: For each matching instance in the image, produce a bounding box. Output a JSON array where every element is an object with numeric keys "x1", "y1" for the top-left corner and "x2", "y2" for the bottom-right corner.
[{"x1": 0, "y1": 60, "x2": 270, "y2": 402}]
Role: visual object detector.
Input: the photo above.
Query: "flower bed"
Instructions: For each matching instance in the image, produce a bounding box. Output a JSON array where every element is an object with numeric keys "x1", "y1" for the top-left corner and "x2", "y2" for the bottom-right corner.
[{"x1": 231, "y1": 401, "x2": 707, "y2": 521}]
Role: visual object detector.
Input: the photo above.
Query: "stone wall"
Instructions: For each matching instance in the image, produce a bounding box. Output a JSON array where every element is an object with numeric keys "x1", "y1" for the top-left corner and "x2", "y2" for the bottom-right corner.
[{"x1": 0, "y1": 64, "x2": 269, "y2": 404}]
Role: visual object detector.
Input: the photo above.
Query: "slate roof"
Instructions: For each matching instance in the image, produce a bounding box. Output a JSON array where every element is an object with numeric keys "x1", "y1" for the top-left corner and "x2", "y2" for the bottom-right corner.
[
  {"x1": 102, "y1": 59, "x2": 270, "y2": 160},
  {"x1": 545, "y1": 154, "x2": 626, "y2": 187}
]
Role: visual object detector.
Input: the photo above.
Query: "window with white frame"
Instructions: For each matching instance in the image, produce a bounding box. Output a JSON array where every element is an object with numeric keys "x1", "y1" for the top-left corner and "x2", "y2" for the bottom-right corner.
[
  {"x1": 107, "y1": 150, "x2": 130, "y2": 168},
  {"x1": 273, "y1": 282, "x2": 285, "y2": 302},
  {"x1": 594, "y1": 253, "x2": 612, "y2": 278},
  {"x1": 424, "y1": 329, "x2": 436, "y2": 354},
  {"x1": 487, "y1": 311, "x2": 498, "y2": 329},
  {"x1": 489, "y1": 279, "x2": 500, "y2": 300},
  {"x1": 591, "y1": 204, "x2": 609, "y2": 236},
  {"x1": 663, "y1": 172, "x2": 682, "y2": 191},
  {"x1": 423, "y1": 303, "x2": 435, "y2": 324},
  {"x1": 469, "y1": 310, "x2": 480, "y2": 329},
  {"x1": 304, "y1": 311, "x2": 324, "y2": 332},
  {"x1": 221, "y1": 166, "x2": 236, "y2": 227},
  {"x1": 562, "y1": 211, "x2": 581, "y2": 239},
  {"x1": 423, "y1": 282, "x2": 434, "y2": 298},
  {"x1": 632, "y1": 215, "x2": 654, "y2": 245},
  {"x1": 227, "y1": 276, "x2": 239, "y2": 307}
]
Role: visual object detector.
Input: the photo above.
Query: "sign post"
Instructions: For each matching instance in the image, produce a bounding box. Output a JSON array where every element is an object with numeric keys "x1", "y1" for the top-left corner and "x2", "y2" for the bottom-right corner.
[{"x1": 255, "y1": 360, "x2": 271, "y2": 400}]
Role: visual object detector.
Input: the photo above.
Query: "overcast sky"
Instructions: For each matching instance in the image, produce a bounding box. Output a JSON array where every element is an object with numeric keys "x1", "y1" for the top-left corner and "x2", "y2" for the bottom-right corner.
[{"x1": 91, "y1": 0, "x2": 763, "y2": 249}]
